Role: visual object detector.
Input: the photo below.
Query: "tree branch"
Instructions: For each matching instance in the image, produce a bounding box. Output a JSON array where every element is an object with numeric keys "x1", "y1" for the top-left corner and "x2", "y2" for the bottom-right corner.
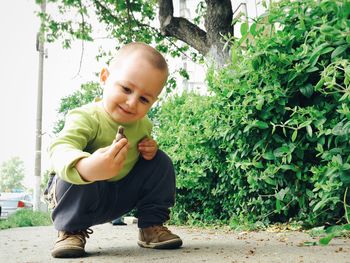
[
  {"x1": 123, "y1": 2, "x2": 194, "y2": 61},
  {"x1": 93, "y1": 0, "x2": 119, "y2": 23},
  {"x1": 158, "y1": 0, "x2": 209, "y2": 55},
  {"x1": 125, "y1": 0, "x2": 133, "y2": 40}
]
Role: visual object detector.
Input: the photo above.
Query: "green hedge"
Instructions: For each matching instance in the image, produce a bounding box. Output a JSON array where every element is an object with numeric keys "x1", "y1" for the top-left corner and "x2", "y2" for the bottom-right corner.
[{"x1": 155, "y1": 0, "x2": 350, "y2": 227}]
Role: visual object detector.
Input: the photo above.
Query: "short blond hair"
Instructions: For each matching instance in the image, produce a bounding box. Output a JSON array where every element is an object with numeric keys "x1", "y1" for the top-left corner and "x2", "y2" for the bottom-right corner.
[{"x1": 109, "y1": 42, "x2": 168, "y2": 75}]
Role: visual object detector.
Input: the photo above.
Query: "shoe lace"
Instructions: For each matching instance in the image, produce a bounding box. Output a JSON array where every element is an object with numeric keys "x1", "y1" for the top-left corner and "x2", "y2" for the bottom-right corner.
[
  {"x1": 61, "y1": 228, "x2": 93, "y2": 242},
  {"x1": 152, "y1": 225, "x2": 171, "y2": 235}
]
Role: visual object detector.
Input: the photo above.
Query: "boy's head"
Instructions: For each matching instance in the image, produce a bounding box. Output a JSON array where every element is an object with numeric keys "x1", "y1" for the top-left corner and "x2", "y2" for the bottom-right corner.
[{"x1": 100, "y1": 42, "x2": 168, "y2": 123}]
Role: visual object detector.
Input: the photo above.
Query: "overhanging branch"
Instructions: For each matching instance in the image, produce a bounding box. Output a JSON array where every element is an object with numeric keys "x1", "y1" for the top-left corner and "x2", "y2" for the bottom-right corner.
[{"x1": 158, "y1": 0, "x2": 209, "y2": 55}]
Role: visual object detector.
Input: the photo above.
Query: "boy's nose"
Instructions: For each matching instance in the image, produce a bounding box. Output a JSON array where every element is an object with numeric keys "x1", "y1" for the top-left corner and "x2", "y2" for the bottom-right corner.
[{"x1": 126, "y1": 96, "x2": 137, "y2": 110}]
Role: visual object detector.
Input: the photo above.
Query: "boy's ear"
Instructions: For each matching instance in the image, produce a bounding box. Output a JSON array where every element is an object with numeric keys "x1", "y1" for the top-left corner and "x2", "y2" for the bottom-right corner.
[{"x1": 100, "y1": 68, "x2": 110, "y2": 84}]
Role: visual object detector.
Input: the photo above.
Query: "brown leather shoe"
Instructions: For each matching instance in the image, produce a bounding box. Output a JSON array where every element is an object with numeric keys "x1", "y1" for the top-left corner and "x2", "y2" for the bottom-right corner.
[
  {"x1": 51, "y1": 228, "x2": 93, "y2": 258},
  {"x1": 138, "y1": 225, "x2": 183, "y2": 249}
]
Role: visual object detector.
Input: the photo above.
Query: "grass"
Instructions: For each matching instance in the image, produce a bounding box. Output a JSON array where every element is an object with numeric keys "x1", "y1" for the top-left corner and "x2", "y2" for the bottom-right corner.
[{"x1": 0, "y1": 209, "x2": 52, "y2": 230}]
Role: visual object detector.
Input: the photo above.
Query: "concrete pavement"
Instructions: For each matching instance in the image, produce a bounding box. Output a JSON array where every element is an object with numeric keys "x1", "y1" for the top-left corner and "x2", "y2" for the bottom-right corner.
[{"x1": 0, "y1": 223, "x2": 349, "y2": 262}]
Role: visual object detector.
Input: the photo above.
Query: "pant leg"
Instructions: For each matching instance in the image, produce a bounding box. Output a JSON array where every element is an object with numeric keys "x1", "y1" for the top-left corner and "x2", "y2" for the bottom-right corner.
[
  {"x1": 50, "y1": 177, "x2": 116, "y2": 232},
  {"x1": 114, "y1": 149, "x2": 176, "y2": 228}
]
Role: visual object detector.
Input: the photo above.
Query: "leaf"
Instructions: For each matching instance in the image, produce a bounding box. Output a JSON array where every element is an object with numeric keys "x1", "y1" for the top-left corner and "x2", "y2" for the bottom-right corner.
[
  {"x1": 331, "y1": 45, "x2": 348, "y2": 59},
  {"x1": 288, "y1": 71, "x2": 299, "y2": 83},
  {"x1": 313, "y1": 199, "x2": 327, "y2": 212},
  {"x1": 306, "y1": 66, "x2": 319, "y2": 73},
  {"x1": 315, "y1": 79, "x2": 325, "y2": 90},
  {"x1": 275, "y1": 187, "x2": 289, "y2": 201},
  {"x1": 243, "y1": 124, "x2": 252, "y2": 133},
  {"x1": 299, "y1": 120, "x2": 312, "y2": 128},
  {"x1": 250, "y1": 23, "x2": 257, "y2": 36},
  {"x1": 320, "y1": 25, "x2": 334, "y2": 34},
  {"x1": 319, "y1": 234, "x2": 335, "y2": 246},
  {"x1": 302, "y1": 241, "x2": 318, "y2": 246},
  {"x1": 280, "y1": 164, "x2": 298, "y2": 171},
  {"x1": 255, "y1": 121, "x2": 269, "y2": 129},
  {"x1": 274, "y1": 146, "x2": 289, "y2": 157},
  {"x1": 253, "y1": 161, "x2": 264, "y2": 169},
  {"x1": 276, "y1": 198, "x2": 281, "y2": 212},
  {"x1": 283, "y1": 127, "x2": 287, "y2": 136},
  {"x1": 264, "y1": 177, "x2": 276, "y2": 185},
  {"x1": 316, "y1": 143, "x2": 324, "y2": 153},
  {"x1": 341, "y1": 163, "x2": 350, "y2": 171},
  {"x1": 296, "y1": 171, "x2": 302, "y2": 180},
  {"x1": 292, "y1": 130, "x2": 298, "y2": 142},
  {"x1": 320, "y1": 46, "x2": 334, "y2": 55},
  {"x1": 325, "y1": 224, "x2": 350, "y2": 235},
  {"x1": 313, "y1": 197, "x2": 339, "y2": 212},
  {"x1": 332, "y1": 154, "x2": 343, "y2": 165},
  {"x1": 311, "y1": 43, "x2": 329, "y2": 57},
  {"x1": 272, "y1": 125, "x2": 276, "y2": 134},
  {"x1": 300, "y1": 84, "x2": 314, "y2": 98},
  {"x1": 309, "y1": 43, "x2": 330, "y2": 67},
  {"x1": 309, "y1": 54, "x2": 320, "y2": 67},
  {"x1": 240, "y1": 22, "x2": 249, "y2": 36},
  {"x1": 325, "y1": 167, "x2": 337, "y2": 178},
  {"x1": 306, "y1": 125, "x2": 313, "y2": 137},
  {"x1": 253, "y1": 139, "x2": 265, "y2": 151},
  {"x1": 231, "y1": 50, "x2": 238, "y2": 64},
  {"x1": 256, "y1": 95, "x2": 264, "y2": 110},
  {"x1": 262, "y1": 152, "x2": 275, "y2": 160}
]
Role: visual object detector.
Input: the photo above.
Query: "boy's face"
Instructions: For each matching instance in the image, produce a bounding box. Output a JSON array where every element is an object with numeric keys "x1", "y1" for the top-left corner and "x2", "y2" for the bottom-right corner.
[{"x1": 101, "y1": 53, "x2": 167, "y2": 123}]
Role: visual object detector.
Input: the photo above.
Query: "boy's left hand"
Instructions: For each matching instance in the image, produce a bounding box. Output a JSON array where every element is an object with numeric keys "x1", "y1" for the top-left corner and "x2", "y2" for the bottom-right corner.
[{"x1": 138, "y1": 138, "x2": 158, "y2": 160}]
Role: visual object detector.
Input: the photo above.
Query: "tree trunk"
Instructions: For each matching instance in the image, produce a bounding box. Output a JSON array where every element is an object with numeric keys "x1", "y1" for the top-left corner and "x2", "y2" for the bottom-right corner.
[{"x1": 158, "y1": 0, "x2": 233, "y2": 64}]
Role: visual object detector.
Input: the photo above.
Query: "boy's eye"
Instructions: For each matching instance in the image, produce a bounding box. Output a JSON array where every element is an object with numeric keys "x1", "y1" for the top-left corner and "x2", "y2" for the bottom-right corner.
[
  {"x1": 122, "y1": 86, "x2": 132, "y2": 93},
  {"x1": 140, "y1": 97, "x2": 150, "y2": 104}
]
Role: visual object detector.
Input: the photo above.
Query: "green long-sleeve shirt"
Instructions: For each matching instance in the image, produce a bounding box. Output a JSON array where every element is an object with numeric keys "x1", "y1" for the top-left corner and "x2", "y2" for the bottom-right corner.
[{"x1": 49, "y1": 101, "x2": 152, "y2": 184}]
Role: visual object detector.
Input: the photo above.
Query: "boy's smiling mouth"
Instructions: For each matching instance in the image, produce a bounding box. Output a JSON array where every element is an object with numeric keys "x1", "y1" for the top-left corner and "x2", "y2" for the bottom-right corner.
[{"x1": 118, "y1": 105, "x2": 133, "y2": 115}]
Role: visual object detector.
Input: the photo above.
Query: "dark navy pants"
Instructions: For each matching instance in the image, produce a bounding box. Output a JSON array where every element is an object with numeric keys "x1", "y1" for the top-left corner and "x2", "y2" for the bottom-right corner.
[{"x1": 48, "y1": 150, "x2": 176, "y2": 232}]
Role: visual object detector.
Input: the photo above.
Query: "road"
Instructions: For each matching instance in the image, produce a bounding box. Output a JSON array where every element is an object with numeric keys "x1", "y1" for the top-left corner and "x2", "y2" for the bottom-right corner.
[{"x1": 0, "y1": 223, "x2": 349, "y2": 262}]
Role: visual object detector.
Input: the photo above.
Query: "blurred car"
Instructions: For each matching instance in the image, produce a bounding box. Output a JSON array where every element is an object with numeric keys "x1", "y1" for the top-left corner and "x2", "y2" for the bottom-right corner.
[{"x1": 0, "y1": 192, "x2": 33, "y2": 219}]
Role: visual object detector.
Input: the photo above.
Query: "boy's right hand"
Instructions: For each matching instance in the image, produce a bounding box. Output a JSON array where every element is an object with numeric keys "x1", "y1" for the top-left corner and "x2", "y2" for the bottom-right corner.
[{"x1": 75, "y1": 138, "x2": 129, "y2": 182}]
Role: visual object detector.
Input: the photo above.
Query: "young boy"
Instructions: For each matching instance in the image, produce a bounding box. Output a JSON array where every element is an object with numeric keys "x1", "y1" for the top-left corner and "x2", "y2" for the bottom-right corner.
[{"x1": 46, "y1": 42, "x2": 182, "y2": 258}]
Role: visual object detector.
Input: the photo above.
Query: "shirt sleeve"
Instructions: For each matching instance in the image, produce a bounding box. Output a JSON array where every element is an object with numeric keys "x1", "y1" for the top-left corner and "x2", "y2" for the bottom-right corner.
[{"x1": 49, "y1": 108, "x2": 98, "y2": 185}]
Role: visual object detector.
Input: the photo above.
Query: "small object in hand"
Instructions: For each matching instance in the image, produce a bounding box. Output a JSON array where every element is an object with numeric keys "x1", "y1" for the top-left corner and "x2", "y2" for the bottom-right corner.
[{"x1": 115, "y1": 126, "x2": 127, "y2": 142}]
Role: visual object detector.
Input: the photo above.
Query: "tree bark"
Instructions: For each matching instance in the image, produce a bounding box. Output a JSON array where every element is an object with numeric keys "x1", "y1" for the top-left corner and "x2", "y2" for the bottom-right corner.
[
  {"x1": 205, "y1": 0, "x2": 233, "y2": 64},
  {"x1": 158, "y1": 0, "x2": 233, "y2": 64}
]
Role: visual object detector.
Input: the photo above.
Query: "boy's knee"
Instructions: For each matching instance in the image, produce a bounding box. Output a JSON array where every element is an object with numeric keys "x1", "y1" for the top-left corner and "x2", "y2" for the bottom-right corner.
[
  {"x1": 155, "y1": 150, "x2": 174, "y2": 168},
  {"x1": 154, "y1": 150, "x2": 175, "y2": 188}
]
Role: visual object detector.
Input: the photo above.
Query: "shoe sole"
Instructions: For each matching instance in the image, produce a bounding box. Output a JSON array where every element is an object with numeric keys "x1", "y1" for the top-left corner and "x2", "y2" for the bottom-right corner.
[
  {"x1": 137, "y1": 238, "x2": 183, "y2": 249},
  {"x1": 51, "y1": 246, "x2": 86, "y2": 258}
]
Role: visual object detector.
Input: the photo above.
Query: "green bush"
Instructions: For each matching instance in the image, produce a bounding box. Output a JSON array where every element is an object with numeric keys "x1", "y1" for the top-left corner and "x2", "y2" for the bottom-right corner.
[
  {"x1": 155, "y1": 0, "x2": 350, "y2": 227},
  {"x1": 154, "y1": 93, "x2": 222, "y2": 224},
  {"x1": 0, "y1": 209, "x2": 52, "y2": 230}
]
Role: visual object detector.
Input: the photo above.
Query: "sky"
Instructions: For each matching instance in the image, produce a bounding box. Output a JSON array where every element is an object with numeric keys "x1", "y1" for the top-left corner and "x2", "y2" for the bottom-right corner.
[{"x1": 0, "y1": 0, "x2": 115, "y2": 189}]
